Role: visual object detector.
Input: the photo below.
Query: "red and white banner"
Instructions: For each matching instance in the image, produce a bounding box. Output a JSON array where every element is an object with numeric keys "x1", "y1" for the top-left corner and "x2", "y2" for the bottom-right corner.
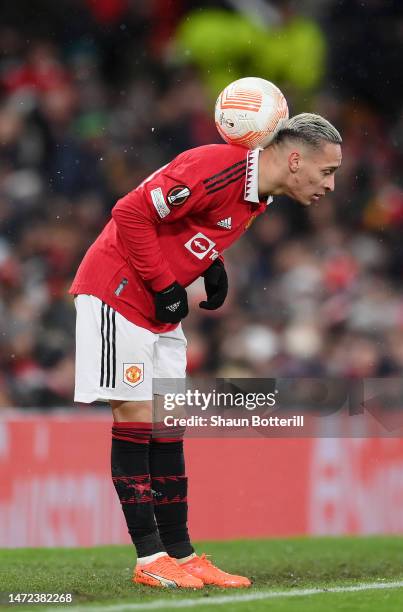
[{"x1": 1, "y1": 412, "x2": 403, "y2": 547}]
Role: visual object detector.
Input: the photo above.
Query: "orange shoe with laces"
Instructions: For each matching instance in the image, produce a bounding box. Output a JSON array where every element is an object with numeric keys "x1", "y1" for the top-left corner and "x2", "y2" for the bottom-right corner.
[
  {"x1": 181, "y1": 554, "x2": 251, "y2": 587},
  {"x1": 133, "y1": 555, "x2": 204, "y2": 589}
]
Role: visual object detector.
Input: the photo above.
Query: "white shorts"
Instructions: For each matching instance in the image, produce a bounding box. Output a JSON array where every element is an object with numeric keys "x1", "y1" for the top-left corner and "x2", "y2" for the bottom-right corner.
[{"x1": 74, "y1": 294, "x2": 187, "y2": 403}]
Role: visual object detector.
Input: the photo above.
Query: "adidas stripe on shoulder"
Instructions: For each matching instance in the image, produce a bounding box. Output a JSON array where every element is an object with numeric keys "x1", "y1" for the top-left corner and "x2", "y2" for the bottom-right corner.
[{"x1": 204, "y1": 159, "x2": 247, "y2": 195}]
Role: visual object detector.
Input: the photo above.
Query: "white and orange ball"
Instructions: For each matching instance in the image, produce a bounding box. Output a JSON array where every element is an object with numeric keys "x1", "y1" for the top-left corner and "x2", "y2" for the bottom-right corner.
[{"x1": 215, "y1": 77, "x2": 289, "y2": 149}]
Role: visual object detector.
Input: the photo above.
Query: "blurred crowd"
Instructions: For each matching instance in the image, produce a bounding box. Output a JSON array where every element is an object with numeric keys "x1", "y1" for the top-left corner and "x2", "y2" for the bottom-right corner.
[{"x1": 0, "y1": 0, "x2": 402, "y2": 407}]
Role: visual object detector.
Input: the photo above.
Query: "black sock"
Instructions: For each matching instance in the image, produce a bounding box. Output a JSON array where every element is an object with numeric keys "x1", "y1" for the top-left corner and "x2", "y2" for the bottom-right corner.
[
  {"x1": 149, "y1": 439, "x2": 194, "y2": 559},
  {"x1": 111, "y1": 422, "x2": 166, "y2": 558}
]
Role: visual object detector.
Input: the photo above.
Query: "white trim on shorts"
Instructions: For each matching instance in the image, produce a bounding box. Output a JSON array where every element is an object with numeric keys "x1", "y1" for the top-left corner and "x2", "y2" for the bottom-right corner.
[{"x1": 74, "y1": 294, "x2": 187, "y2": 403}]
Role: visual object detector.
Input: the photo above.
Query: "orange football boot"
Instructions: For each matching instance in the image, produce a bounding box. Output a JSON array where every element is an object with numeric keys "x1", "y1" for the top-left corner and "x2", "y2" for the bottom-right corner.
[
  {"x1": 133, "y1": 555, "x2": 204, "y2": 589},
  {"x1": 180, "y1": 554, "x2": 251, "y2": 587}
]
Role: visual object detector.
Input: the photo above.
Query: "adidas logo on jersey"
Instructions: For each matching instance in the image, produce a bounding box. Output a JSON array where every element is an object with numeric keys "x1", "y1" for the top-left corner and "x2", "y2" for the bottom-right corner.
[
  {"x1": 167, "y1": 302, "x2": 180, "y2": 312},
  {"x1": 217, "y1": 217, "x2": 232, "y2": 229}
]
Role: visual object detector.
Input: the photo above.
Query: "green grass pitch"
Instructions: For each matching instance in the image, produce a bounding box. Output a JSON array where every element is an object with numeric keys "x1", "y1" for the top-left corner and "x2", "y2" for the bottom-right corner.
[{"x1": 1, "y1": 537, "x2": 403, "y2": 611}]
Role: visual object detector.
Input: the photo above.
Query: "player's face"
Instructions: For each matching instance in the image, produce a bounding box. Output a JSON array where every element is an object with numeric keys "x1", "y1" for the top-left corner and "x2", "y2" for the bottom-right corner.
[{"x1": 288, "y1": 142, "x2": 342, "y2": 206}]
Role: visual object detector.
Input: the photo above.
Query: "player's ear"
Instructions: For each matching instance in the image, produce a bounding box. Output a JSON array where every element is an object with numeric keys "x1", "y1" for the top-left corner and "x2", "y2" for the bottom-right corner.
[{"x1": 288, "y1": 151, "x2": 300, "y2": 173}]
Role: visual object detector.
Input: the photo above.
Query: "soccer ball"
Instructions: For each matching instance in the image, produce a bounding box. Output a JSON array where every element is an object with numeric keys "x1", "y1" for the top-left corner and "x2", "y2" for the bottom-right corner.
[{"x1": 215, "y1": 77, "x2": 289, "y2": 149}]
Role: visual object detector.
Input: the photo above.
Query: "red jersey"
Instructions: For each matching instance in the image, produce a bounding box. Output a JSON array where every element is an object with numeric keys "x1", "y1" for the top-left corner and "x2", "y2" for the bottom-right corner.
[{"x1": 69, "y1": 144, "x2": 272, "y2": 332}]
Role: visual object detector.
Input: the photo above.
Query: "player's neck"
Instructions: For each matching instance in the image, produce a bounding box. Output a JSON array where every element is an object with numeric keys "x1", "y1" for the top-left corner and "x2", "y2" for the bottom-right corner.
[{"x1": 258, "y1": 146, "x2": 288, "y2": 198}]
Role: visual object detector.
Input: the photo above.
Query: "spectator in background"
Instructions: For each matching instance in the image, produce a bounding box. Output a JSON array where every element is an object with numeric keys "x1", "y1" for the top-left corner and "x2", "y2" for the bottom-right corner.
[
  {"x1": 0, "y1": 0, "x2": 403, "y2": 407},
  {"x1": 175, "y1": 0, "x2": 326, "y2": 106}
]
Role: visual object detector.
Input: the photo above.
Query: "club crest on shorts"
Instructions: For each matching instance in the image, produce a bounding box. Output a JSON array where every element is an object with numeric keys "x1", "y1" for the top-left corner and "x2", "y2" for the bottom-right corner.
[
  {"x1": 167, "y1": 185, "x2": 191, "y2": 206},
  {"x1": 123, "y1": 363, "x2": 144, "y2": 387}
]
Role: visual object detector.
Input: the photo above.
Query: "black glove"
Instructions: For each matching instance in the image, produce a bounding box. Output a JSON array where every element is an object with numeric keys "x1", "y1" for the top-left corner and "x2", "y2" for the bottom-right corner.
[
  {"x1": 155, "y1": 282, "x2": 189, "y2": 323},
  {"x1": 199, "y1": 259, "x2": 228, "y2": 310}
]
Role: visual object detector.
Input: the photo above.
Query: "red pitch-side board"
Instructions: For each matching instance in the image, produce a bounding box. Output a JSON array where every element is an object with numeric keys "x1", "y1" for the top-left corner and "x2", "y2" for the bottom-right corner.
[{"x1": 0, "y1": 413, "x2": 403, "y2": 547}]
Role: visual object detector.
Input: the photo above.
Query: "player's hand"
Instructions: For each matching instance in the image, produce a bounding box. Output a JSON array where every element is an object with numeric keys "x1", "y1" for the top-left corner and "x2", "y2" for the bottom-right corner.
[
  {"x1": 199, "y1": 259, "x2": 228, "y2": 310},
  {"x1": 155, "y1": 282, "x2": 189, "y2": 323}
]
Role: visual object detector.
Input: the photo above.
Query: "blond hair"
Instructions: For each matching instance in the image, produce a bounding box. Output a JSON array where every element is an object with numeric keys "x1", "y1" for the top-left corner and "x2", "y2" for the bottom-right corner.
[{"x1": 274, "y1": 113, "x2": 342, "y2": 148}]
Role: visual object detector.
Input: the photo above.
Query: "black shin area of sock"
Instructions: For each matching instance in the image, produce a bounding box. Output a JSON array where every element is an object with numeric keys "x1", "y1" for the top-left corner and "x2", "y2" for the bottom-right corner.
[
  {"x1": 149, "y1": 440, "x2": 194, "y2": 559},
  {"x1": 111, "y1": 429, "x2": 165, "y2": 558}
]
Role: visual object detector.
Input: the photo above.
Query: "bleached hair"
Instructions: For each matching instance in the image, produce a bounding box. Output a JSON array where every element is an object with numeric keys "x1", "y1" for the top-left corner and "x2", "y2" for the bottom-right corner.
[{"x1": 274, "y1": 113, "x2": 342, "y2": 148}]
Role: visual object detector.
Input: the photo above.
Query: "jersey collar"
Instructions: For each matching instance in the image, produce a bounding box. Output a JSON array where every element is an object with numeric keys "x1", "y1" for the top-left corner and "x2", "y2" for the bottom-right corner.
[{"x1": 244, "y1": 148, "x2": 273, "y2": 205}]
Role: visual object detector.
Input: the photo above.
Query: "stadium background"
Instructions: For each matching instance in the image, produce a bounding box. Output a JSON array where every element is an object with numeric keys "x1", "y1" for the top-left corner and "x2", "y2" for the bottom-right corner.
[{"x1": 1, "y1": 0, "x2": 403, "y2": 547}]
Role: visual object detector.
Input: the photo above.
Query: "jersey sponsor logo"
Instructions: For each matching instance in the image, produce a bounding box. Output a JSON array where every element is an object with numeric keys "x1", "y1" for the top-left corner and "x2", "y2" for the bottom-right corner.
[
  {"x1": 123, "y1": 363, "x2": 144, "y2": 387},
  {"x1": 184, "y1": 232, "x2": 216, "y2": 259},
  {"x1": 217, "y1": 217, "x2": 232, "y2": 229},
  {"x1": 150, "y1": 187, "x2": 170, "y2": 218},
  {"x1": 167, "y1": 185, "x2": 191, "y2": 206}
]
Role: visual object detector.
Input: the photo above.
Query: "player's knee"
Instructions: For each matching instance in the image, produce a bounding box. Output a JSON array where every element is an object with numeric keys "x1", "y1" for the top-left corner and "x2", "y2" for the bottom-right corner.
[{"x1": 110, "y1": 400, "x2": 152, "y2": 422}]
